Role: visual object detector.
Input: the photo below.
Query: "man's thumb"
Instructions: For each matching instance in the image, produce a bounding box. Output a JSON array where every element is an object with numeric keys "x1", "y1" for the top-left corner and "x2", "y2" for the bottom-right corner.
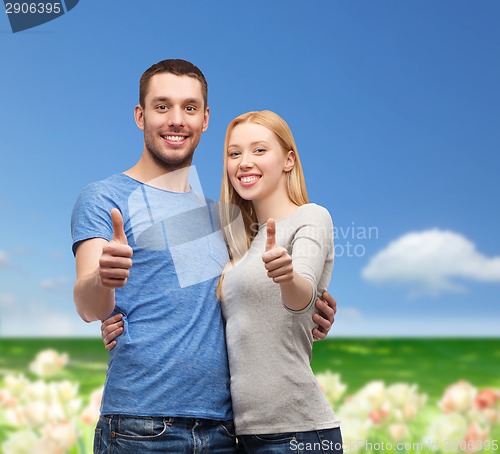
[
  {"x1": 111, "y1": 208, "x2": 128, "y2": 244},
  {"x1": 265, "y1": 218, "x2": 276, "y2": 252}
]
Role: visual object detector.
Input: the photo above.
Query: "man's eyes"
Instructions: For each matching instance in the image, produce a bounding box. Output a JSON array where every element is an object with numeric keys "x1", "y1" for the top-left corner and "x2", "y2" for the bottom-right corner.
[{"x1": 154, "y1": 105, "x2": 198, "y2": 111}]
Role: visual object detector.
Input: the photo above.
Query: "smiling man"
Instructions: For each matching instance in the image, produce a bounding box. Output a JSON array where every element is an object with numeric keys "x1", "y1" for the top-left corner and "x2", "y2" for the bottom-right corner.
[{"x1": 71, "y1": 59, "x2": 337, "y2": 453}]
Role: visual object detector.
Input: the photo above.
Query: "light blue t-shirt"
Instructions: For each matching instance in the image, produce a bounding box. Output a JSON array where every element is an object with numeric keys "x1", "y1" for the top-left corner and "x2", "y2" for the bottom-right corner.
[{"x1": 71, "y1": 173, "x2": 232, "y2": 419}]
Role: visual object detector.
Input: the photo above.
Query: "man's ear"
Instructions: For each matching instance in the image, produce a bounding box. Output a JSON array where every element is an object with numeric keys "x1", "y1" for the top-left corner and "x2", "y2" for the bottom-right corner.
[
  {"x1": 134, "y1": 105, "x2": 145, "y2": 131},
  {"x1": 202, "y1": 106, "x2": 210, "y2": 133},
  {"x1": 284, "y1": 150, "x2": 296, "y2": 172}
]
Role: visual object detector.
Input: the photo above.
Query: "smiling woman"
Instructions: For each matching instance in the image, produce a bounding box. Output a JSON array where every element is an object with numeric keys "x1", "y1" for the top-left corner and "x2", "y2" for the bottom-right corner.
[{"x1": 217, "y1": 110, "x2": 342, "y2": 453}]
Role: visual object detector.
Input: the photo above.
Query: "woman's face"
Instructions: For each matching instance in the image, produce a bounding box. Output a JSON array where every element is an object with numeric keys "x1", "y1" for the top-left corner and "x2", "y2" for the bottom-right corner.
[{"x1": 226, "y1": 122, "x2": 294, "y2": 202}]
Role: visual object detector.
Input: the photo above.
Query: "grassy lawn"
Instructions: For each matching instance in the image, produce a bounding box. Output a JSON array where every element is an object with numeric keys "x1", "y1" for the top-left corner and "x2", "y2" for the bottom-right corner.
[
  {"x1": 312, "y1": 337, "x2": 500, "y2": 404},
  {"x1": 1, "y1": 337, "x2": 499, "y2": 403}
]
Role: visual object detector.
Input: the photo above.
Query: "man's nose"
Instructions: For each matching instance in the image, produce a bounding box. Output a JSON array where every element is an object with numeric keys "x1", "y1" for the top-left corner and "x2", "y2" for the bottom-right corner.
[{"x1": 167, "y1": 107, "x2": 185, "y2": 127}]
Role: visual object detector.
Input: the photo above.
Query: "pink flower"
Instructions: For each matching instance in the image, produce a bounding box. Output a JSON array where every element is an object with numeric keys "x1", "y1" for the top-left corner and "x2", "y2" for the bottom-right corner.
[
  {"x1": 474, "y1": 389, "x2": 499, "y2": 410},
  {"x1": 463, "y1": 422, "x2": 489, "y2": 453},
  {"x1": 389, "y1": 423, "x2": 409, "y2": 442},
  {"x1": 439, "y1": 381, "x2": 477, "y2": 414},
  {"x1": 368, "y1": 406, "x2": 390, "y2": 426}
]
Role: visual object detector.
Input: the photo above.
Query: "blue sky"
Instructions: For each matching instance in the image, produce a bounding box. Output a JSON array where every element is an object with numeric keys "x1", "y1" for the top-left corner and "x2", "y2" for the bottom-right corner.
[{"x1": 1, "y1": 0, "x2": 499, "y2": 336}]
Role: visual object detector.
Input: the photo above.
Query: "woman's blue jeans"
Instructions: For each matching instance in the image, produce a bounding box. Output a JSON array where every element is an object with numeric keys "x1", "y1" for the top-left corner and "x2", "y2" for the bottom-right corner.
[{"x1": 237, "y1": 427, "x2": 343, "y2": 453}]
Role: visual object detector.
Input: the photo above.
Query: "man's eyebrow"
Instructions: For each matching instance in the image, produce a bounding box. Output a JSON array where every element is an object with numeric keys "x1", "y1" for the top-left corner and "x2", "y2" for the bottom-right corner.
[
  {"x1": 150, "y1": 96, "x2": 170, "y2": 104},
  {"x1": 184, "y1": 98, "x2": 203, "y2": 105},
  {"x1": 149, "y1": 96, "x2": 202, "y2": 105}
]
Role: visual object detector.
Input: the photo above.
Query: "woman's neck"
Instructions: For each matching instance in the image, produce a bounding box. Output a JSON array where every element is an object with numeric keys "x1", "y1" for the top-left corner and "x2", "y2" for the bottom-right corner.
[{"x1": 253, "y1": 189, "x2": 299, "y2": 225}]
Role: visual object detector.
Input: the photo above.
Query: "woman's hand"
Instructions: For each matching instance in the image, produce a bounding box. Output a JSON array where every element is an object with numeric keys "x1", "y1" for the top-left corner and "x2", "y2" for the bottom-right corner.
[
  {"x1": 262, "y1": 218, "x2": 294, "y2": 283},
  {"x1": 101, "y1": 313, "x2": 124, "y2": 351}
]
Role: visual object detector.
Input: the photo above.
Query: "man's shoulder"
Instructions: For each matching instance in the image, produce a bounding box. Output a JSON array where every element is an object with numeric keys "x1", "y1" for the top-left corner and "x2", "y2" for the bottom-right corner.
[
  {"x1": 81, "y1": 173, "x2": 129, "y2": 192},
  {"x1": 77, "y1": 173, "x2": 139, "y2": 201}
]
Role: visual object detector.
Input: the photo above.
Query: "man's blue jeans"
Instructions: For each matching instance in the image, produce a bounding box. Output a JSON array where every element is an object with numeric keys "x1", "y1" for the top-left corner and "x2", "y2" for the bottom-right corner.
[{"x1": 94, "y1": 415, "x2": 237, "y2": 453}]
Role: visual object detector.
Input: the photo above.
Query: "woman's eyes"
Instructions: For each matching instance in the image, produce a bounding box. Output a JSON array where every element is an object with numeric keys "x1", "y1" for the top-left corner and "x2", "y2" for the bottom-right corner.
[{"x1": 227, "y1": 148, "x2": 266, "y2": 157}]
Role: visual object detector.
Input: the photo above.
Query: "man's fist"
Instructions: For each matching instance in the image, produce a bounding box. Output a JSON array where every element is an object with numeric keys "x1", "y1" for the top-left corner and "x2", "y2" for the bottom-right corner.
[{"x1": 99, "y1": 208, "x2": 133, "y2": 288}]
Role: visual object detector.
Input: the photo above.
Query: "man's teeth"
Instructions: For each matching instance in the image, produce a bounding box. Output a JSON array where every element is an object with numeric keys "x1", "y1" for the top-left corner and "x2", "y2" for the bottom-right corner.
[
  {"x1": 164, "y1": 135, "x2": 185, "y2": 142},
  {"x1": 240, "y1": 176, "x2": 259, "y2": 183}
]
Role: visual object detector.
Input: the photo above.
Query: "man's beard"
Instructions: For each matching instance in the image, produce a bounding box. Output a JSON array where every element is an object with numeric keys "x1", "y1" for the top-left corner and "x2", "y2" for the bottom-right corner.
[
  {"x1": 146, "y1": 142, "x2": 194, "y2": 171},
  {"x1": 143, "y1": 130, "x2": 197, "y2": 171}
]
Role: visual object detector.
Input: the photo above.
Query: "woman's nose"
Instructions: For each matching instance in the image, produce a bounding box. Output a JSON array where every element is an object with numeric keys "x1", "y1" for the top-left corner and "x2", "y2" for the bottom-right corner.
[{"x1": 239, "y1": 153, "x2": 253, "y2": 169}]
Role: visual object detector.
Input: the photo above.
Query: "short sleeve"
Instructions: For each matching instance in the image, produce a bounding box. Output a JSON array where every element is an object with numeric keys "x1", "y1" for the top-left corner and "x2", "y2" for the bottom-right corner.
[{"x1": 71, "y1": 182, "x2": 116, "y2": 256}]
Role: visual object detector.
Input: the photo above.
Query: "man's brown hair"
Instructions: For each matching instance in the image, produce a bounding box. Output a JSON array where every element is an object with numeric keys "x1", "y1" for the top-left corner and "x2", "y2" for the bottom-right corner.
[{"x1": 139, "y1": 59, "x2": 208, "y2": 108}]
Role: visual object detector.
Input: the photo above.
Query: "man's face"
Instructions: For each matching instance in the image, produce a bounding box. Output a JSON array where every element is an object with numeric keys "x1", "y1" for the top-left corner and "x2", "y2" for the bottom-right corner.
[{"x1": 135, "y1": 73, "x2": 209, "y2": 170}]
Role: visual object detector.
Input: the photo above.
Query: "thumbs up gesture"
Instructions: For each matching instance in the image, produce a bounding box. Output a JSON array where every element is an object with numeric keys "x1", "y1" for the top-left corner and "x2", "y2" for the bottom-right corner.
[
  {"x1": 262, "y1": 218, "x2": 294, "y2": 284},
  {"x1": 99, "y1": 208, "x2": 133, "y2": 288}
]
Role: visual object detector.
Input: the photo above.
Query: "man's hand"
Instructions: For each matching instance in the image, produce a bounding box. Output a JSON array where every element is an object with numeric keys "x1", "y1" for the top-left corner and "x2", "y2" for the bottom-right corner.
[
  {"x1": 312, "y1": 291, "x2": 337, "y2": 340},
  {"x1": 262, "y1": 219, "x2": 294, "y2": 283},
  {"x1": 101, "y1": 313, "x2": 124, "y2": 351},
  {"x1": 99, "y1": 208, "x2": 133, "y2": 288}
]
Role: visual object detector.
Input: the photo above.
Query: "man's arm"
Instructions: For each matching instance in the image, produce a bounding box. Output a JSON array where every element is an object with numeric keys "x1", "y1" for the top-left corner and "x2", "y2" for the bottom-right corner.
[
  {"x1": 73, "y1": 209, "x2": 132, "y2": 322},
  {"x1": 312, "y1": 291, "x2": 337, "y2": 340}
]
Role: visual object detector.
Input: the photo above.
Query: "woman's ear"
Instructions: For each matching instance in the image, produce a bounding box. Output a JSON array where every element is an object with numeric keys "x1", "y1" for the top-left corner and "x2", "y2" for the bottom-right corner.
[{"x1": 284, "y1": 150, "x2": 296, "y2": 172}]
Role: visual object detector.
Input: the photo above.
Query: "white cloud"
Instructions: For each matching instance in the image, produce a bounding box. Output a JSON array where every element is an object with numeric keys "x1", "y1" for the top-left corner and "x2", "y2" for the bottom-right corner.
[
  {"x1": 1, "y1": 312, "x2": 98, "y2": 337},
  {"x1": 0, "y1": 250, "x2": 11, "y2": 267},
  {"x1": 339, "y1": 307, "x2": 362, "y2": 319},
  {"x1": 0, "y1": 293, "x2": 16, "y2": 308},
  {"x1": 40, "y1": 276, "x2": 73, "y2": 292},
  {"x1": 15, "y1": 246, "x2": 33, "y2": 255},
  {"x1": 362, "y1": 229, "x2": 500, "y2": 295}
]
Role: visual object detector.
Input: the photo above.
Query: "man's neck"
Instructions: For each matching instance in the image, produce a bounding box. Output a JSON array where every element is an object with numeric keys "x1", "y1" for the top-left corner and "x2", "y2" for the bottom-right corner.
[{"x1": 124, "y1": 152, "x2": 192, "y2": 192}]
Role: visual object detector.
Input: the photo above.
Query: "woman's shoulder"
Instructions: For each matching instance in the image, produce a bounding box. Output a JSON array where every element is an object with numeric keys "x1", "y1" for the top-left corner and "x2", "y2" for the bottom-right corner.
[{"x1": 295, "y1": 203, "x2": 333, "y2": 226}]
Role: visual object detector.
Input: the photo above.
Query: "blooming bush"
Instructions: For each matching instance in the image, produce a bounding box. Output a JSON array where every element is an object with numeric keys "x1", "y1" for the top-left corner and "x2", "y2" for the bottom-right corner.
[
  {"x1": 1, "y1": 350, "x2": 499, "y2": 453},
  {"x1": 0, "y1": 350, "x2": 102, "y2": 454},
  {"x1": 316, "y1": 375, "x2": 500, "y2": 453},
  {"x1": 424, "y1": 381, "x2": 500, "y2": 453}
]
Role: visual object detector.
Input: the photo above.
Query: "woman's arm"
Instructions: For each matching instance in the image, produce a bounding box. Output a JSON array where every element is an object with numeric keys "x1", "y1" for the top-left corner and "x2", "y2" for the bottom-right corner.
[
  {"x1": 262, "y1": 206, "x2": 334, "y2": 312},
  {"x1": 262, "y1": 218, "x2": 313, "y2": 311}
]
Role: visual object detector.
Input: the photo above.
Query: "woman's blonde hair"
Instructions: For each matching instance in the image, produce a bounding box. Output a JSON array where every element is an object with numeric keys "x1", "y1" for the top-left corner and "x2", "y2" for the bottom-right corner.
[{"x1": 217, "y1": 110, "x2": 309, "y2": 299}]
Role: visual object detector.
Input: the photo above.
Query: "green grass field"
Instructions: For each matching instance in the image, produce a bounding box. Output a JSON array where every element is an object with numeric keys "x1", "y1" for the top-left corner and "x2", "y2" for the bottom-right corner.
[
  {"x1": 2, "y1": 337, "x2": 499, "y2": 402},
  {"x1": 311, "y1": 338, "x2": 500, "y2": 405},
  {"x1": 1, "y1": 337, "x2": 499, "y2": 452}
]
